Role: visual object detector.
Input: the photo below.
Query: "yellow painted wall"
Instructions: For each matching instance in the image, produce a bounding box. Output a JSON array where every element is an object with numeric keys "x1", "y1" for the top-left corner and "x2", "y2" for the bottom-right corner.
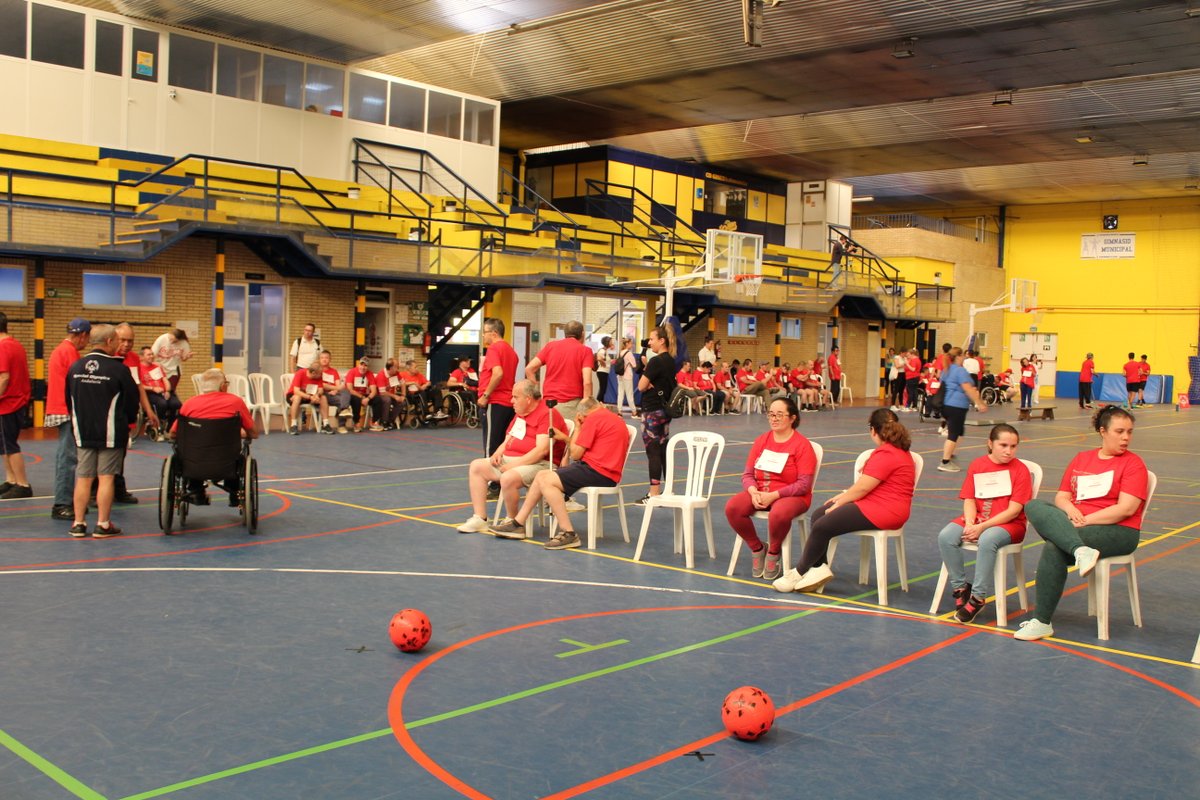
[
  {"x1": 1002, "y1": 199, "x2": 1200, "y2": 395},
  {"x1": 575, "y1": 161, "x2": 605, "y2": 196},
  {"x1": 607, "y1": 161, "x2": 633, "y2": 197},
  {"x1": 886, "y1": 256, "x2": 954, "y2": 286}
]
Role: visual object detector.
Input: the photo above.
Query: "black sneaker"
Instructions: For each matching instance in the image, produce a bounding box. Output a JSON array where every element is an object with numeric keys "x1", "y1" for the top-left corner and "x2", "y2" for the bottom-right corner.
[
  {"x1": 289, "y1": 425, "x2": 300, "y2": 435},
  {"x1": 51, "y1": 505, "x2": 74, "y2": 520},
  {"x1": 956, "y1": 594, "x2": 987, "y2": 624},
  {"x1": 68, "y1": 523, "x2": 88, "y2": 538},
  {"x1": 633, "y1": 494, "x2": 655, "y2": 506},
  {"x1": 952, "y1": 583, "x2": 971, "y2": 613},
  {"x1": 92, "y1": 523, "x2": 123, "y2": 539},
  {"x1": 0, "y1": 481, "x2": 11, "y2": 495},
  {"x1": 0, "y1": 484, "x2": 32, "y2": 499},
  {"x1": 114, "y1": 492, "x2": 139, "y2": 505},
  {"x1": 485, "y1": 485, "x2": 501, "y2": 501},
  {"x1": 544, "y1": 531, "x2": 581, "y2": 550}
]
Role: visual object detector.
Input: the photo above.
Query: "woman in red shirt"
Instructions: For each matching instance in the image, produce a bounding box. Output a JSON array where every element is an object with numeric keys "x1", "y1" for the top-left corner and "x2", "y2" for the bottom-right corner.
[
  {"x1": 1018, "y1": 357, "x2": 1036, "y2": 409},
  {"x1": 1014, "y1": 406, "x2": 1149, "y2": 641},
  {"x1": 725, "y1": 398, "x2": 818, "y2": 581},
  {"x1": 775, "y1": 408, "x2": 915, "y2": 594}
]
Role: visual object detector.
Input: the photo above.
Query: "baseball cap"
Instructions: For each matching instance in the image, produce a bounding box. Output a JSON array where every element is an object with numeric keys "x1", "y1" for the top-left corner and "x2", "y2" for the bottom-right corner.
[
  {"x1": 358, "y1": 356, "x2": 370, "y2": 364},
  {"x1": 67, "y1": 317, "x2": 91, "y2": 334}
]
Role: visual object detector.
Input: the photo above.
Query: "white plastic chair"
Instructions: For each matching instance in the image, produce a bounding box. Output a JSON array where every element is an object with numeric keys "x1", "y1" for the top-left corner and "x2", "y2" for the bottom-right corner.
[
  {"x1": 549, "y1": 424, "x2": 639, "y2": 549},
  {"x1": 247, "y1": 372, "x2": 277, "y2": 435},
  {"x1": 826, "y1": 448, "x2": 925, "y2": 606},
  {"x1": 726, "y1": 441, "x2": 825, "y2": 576},
  {"x1": 190, "y1": 373, "x2": 204, "y2": 398},
  {"x1": 1086, "y1": 471, "x2": 1156, "y2": 641},
  {"x1": 633, "y1": 431, "x2": 726, "y2": 568},
  {"x1": 280, "y1": 373, "x2": 319, "y2": 431},
  {"x1": 739, "y1": 394, "x2": 763, "y2": 414},
  {"x1": 1192, "y1": 633, "x2": 1199, "y2": 664},
  {"x1": 838, "y1": 375, "x2": 853, "y2": 404},
  {"x1": 928, "y1": 458, "x2": 1043, "y2": 626}
]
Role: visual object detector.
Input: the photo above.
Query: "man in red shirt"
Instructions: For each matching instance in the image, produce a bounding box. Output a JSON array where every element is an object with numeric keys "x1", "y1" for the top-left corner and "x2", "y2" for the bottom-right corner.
[
  {"x1": 903, "y1": 348, "x2": 922, "y2": 413},
  {"x1": 456, "y1": 380, "x2": 566, "y2": 534},
  {"x1": 1078, "y1": 352, "x2": 1095, "y2": 409},
  {"x1": 371, "y1": 359, "x2": 403, "y2": 431},
  {"x1": 525, "y1": 320, "x2": 593, "y2": 420},
  {"x1": 1136, "y1": 354, "x2": 1152, "y2": 406},
  {"x1": 1122, "y1": 352, "x2": 1141, "y2": 408},
  {"x1": 0, "y1": 311, "x2": 33, "y2": 499},
  {"x1": 317, "y1": 350, "x2": 347, "y2": 434},
  {"x1": 694, "y1": 362, "x2": 726, "y2": 414},
  {"x1": 399, "y1": 359, "x2": 447, "y2": 424},
  {"x1": 674, "y1": 361, "x2": 708, "y2": 414},
  {"x1": 343, "y1": 357, "x2": 377, "y2": 432},
  {"x1": 828, "y1": 346, "x2": 843, "y2": 406},
  {"x1": 47, "y1": 318, "x2": 93, "y2": 518},
  {"x1": 139, "y1": 346, "x2": 181, "y2": 440},
  {"x1": 491, "y1": 398, "x2": 631, "y2": 550},
  {"x1": 172, "y1": 368, "x2": 258, "y2": 507},
  {"x1": 737, "y1": 363, "x2": 770, "y2": 409},
  {"x1": 109, "y1": 322, "x2": 158, "y2": 504},
  {"x1": 287, "y1": 363, "x2": 329, "y2": 434},
  {"x1": 716, "y1": 361, "x2": 740, "y2": 412},
  {"x1": 478, "y1": 317, "x2": 519, "y2": 462}
]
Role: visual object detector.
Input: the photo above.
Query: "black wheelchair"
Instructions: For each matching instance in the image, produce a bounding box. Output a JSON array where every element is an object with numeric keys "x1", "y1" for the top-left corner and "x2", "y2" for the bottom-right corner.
[{"x1": 158, "y1": 416, "x2": 259, "y2": 535}]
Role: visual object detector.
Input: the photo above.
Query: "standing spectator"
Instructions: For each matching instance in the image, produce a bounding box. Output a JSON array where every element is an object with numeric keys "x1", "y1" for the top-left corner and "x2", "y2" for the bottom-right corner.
[
  {"x1": 636, "y1": 324, "x2": 677, "y2": 505},
  {"x1": 1078, "y1": 352, "x2": 1096, "y2": 409},
  {"x1": 1121, "y1": 351, "x2": 1141, "y2": 408},
  {"x1": 0, "y1": 311, "x2": 32, "y2": 499},
  {"x1": 343, "y1": 357, "x2": 377, "y2": 432},
  {"x1": 697, "y1": 334, "x2": 718, "y2": 369},
  {"x1": 139, "y1": 346, "x2": 180, "y2": 439},
  {"x1": 903, "y1": 348, "x2": 921, "y2": 413},
  {"x1": 46, "y1": 318, "x2": 92, "y2": 518},
  {"x1": 1018, "y1": 357, "x2": 1037, "y2": 409},
  {"x1": 1030, "y1": 354, "x2": 1043, "y2": 404},
  {"x1": 887, "y1": 348, "x2": 905, "y2": 409},
  {"x1": 938, "y1": 347, "x2": 988, "y2": 473},
  {"x1": 371, "y1": 359, "x2": 403, "y2": 430},
  {"x1": 478, "y1": 318, "x2": 519, "y2": 466},
  {"x1": 933, "y1": 342, "x2": 952, "y2": 375},
  {"x1": 962, "y1": 349, "x2": 982, "y2": 385},
  {"x1": 287, "y1": 322, "x2": 320, "y2": 372},
  {"x1": 151, "y1": 328, "x2": 193, "y2": 395},
  {"x1": 110, "y1": 323, "x2": 157, "y2": 504},
  {"x1": 614, "y1": 336, "x2": 638, "y2": 417},
  {"x1": 828, "y1": 346, "x2": 843, "y2": 406},
  {"x1": 1136, "y1": 354, "x2": 1151, "y2": 406},
  {"x1": 525, "y1": 320, "x2": 593, "y2": 420},
  {"x1": 595, "y1": 336, "x2": 613, "y2": 404},
  {"x1": 65, "y1": 325, "x2": 139, "y2": 538},
  {"x1": 827, "y1": 234, "x2": 855, "y2": 288}
]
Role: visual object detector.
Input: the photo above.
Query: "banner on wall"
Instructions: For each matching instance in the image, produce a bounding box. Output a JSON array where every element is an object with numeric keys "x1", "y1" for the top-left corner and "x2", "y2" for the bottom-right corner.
[{"x1": 1080, "y1": 232, "x2": 1135, "y2": 259}]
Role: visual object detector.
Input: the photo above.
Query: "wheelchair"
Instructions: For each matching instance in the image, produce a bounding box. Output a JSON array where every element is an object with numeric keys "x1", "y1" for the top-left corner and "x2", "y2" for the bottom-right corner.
[
  {"x1": 442, "y1": 388, "x2": 480, "y2": 428},
  {"x1": 158, "y1": 416, "x2": 259, "y2": 535}
]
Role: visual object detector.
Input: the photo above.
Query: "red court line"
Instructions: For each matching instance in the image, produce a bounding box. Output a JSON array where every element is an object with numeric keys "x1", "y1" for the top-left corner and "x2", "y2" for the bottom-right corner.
[{"x1": 1036, "y1": 639, "x2": 1200, "y2": 708}]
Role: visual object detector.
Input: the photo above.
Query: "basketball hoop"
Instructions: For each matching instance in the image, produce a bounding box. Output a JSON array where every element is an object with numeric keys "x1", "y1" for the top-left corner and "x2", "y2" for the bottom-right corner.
[{"x1": 733, "y1": 273, "x2": 763, "y2": 296}]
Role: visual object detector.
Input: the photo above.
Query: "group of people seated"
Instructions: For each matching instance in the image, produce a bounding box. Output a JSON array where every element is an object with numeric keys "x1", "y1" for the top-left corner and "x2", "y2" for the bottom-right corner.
[{"x1": 668, "y1": 357, "x2": 837, "y2": 416}]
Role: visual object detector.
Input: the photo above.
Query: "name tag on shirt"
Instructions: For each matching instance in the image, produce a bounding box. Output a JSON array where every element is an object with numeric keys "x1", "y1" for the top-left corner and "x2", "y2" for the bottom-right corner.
[
  {"x1": 322, "y1": 371, "x2": 338, "y2": 385},
  {"x1": 974, "y1": 470, "x2": 1013, "y2": 499},
  {"x1": 353, "y1": 376, "x2": 368, "y2": 388},
  {"x1": 305, "y1": 383, "x2": 320, "y2": 395},
  {"x1": 754, "y1": 449, "x2": 788, "y2": 474},
  {"x1": 388, "y1": 375, "x2": 400, "y2": 388},
  {"x1": 1076, "y1": 471, "x2": 1114, "y2": 502},
  {"x1": 149, "y1": 366, "x2": 163, "y2": 381},
  {"x1": 1022, "y1": 370, "x2": 1033, "y2": 378},
  {"x1": 509, "y1": 417, "x2": 527, "y2": 440}
]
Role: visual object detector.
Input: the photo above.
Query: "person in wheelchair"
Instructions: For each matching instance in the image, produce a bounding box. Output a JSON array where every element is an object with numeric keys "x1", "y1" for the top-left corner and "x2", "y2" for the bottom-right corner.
[
  {"x1": 171, "y1": 369, "x2": 258, "y2": 506},
  {"x1": 399, "y1": 359, "x2": 448, "y2": 423},
  {"x1": 139, "y1": 345, "x2": 181, "y2": 439}
]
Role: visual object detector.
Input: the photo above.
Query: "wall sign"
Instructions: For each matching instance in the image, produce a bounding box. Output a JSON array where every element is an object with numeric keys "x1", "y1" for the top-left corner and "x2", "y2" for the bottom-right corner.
[{"x1": 1081, "y1": 232, "x2": 1135, "y2": 259}]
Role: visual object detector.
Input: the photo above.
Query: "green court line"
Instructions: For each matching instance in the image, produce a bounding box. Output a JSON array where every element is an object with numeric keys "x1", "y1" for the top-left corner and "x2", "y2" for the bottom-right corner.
[
  {"x1": 556, "y1": 638, "x2": 630, "y2": 658},
  {"x1": 0, "y1": 727, "x2": 107, "y2": 800}
]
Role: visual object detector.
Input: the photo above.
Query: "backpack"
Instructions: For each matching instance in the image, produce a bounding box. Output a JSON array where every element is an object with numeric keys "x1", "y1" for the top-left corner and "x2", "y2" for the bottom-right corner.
[
  {"x1": 663, "y1": 385, "x2": 689, "y2": 419},
  {"x1": 613, "y1": 350, "x2": 627, "y2": 376}
]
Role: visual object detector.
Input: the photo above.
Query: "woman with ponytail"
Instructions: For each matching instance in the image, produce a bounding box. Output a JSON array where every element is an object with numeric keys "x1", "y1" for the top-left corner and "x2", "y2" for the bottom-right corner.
[
  {"x1": 635, "y1": 324, "x2": 677, "y2": 504},
  {"x1": 774, "y1": 408, "x2": 915, "y2": 594}
]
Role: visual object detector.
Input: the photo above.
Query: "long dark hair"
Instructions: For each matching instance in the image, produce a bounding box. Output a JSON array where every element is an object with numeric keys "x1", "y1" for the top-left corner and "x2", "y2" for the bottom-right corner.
[{"x1": 869, "y1": 407, "x2": 911, "y2": 451}]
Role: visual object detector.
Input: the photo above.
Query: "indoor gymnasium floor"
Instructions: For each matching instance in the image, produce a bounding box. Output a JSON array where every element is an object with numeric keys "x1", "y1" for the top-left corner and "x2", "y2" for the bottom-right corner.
[{"x1": 2, "y1": 401, "x2": 1198, "y2": 799}]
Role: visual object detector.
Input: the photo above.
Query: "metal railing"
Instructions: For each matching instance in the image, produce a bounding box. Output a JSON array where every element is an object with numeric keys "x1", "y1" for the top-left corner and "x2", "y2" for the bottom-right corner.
[{"x1": 851, "y1": 212, "x2": 998, "y2": 245}]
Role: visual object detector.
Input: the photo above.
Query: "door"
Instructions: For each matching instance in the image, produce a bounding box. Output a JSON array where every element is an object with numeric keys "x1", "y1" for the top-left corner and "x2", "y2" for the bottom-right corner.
[
  {"x1": 363, "y1": 290, "x2": 393, "y2": 373},
  {"x1": 220, "y1": 282, "x2": 286, "y2": 378},
  {"x1": 1010, "y1": 332, "x2": 1058, "y2": 399},
  {"x1": 512, "y1": 322, "x2": 530, "y2": 377}
]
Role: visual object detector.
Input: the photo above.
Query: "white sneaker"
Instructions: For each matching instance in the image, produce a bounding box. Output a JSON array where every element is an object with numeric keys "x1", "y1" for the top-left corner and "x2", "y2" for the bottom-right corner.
[
  {"x1": 1074, "y1": 546, "x2": 1100, "y2": 577},
  {"x1": 938, "y1": 427, "x2": 948, "y2": 438},
  {"x1": 773, "y1": 568, "x2": 804, "y2": 593},
  {"x1": 773, "y1": 564, "x2": 833, "y2": 593},
  {"x1": 1013, "y1": 619, "x2": 1054, "y2": 641},
  {"x1": 456, "y1": 515, "x2": 490, "y2": 533},
  {"x1": 564, "y1": 499, "x2": 586, "y2": 513}
]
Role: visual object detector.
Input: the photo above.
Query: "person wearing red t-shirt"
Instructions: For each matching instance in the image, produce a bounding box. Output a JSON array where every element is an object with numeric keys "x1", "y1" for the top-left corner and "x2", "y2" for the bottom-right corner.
[
  {"x1": 828, "y1": 346, "x2": 843, "y2": 406},
  {"x1": 47, "y1": 318, "x2": 93, "y2": 518},
  {"x1": 726, "y1": 397, "x2": 818, "y2": 581},
  {"x1": 715, "y1": 361, "x2": 739, "y2": 413},
  {"x1": 370, "y1": 359, "x2": 403, "y2": 430},
  {"x1": 1078, "y1": 352, "x2": 1095, "y2": 409},
  {"x1": 790, "y1": 363, "x2": 817, "y2": 411},
  {"x1": 0, "y1": 311, "x2": 33, "y2": 499},
  {"x1": 1136, "y1": 354, "x2": 1151, "y2": 406},
  {"x1": 804, "y1": 360, "x2": 828, "y2": 410},
  {"x1": 903, "y1": 348, "x2": 922, "y2": 412},
  {"x1": 172, "y1": 368, "x2": 257, "y2": 507},
  {"x1": 287, "y1": 364, "x2": 329, "y2": 434},
  {"x1": 314, "y1": 350, "x2": 347, "y2": 433},
  {"x1": 525, "y1": 320, "x2": 593, "y2": 420},
  {"x1": 343, "y1": 358, "x2": 377, "y2": 432},
  {"x1": 446, "y1": 356, "x2": 479, "y2": 415},
  {"x1": 775, "y1": 408, "x2": 915, "y2": 594},
  {"x1": 737, "y1": 363, "x2": 770, "y2": 409},
  {"x1": 1015, "y1": 406, "x2": 1149, "y2": 641},
  {"x1": 693, "y1": 362, "x2": 726, "y2": 415},
  {"x1": 674, "y1": 361, "x2": 708, "y2": 414},
  {"x1": 139, "y1": 346, "x2": 181, "y2": 439},
  {"x1": 399, "y1": 359, "x2": 447, "y2": 424},
  {"x1": 108, "y1": 323, "x2": 156, "y2": 505},
  {"x1": 937, "y1": 423, "x2": 1033, "y2": 622},
  {"x1": 491, "y1": 398, "x2": 631, "y2": 550},
  {"x1": 456, "y1": 380, "x2": 566, "y2": 534},
  {"x1": 1018, "y1": 357, "x2": 1037, "y2": 409},
  {"x1": 478, "y1": 317, "x2": 519, "y2": 460},
  {"x1": 1121, "y1": 352, "x2": 1141, "y2": 408}
]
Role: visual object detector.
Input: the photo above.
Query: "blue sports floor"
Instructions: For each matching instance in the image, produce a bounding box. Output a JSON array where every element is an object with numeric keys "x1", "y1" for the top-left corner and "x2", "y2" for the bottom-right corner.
[{"x1": 2, "y1": 402, "x2": 1198, "y2": 799}]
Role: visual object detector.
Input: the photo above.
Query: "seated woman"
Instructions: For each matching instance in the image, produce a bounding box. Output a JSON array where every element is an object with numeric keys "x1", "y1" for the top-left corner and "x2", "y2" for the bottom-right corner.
[
  {"x1": 1014, "y1": 406, "x2": 1149, "y2": 641},
  {"x1": 774, "y1": 408, "x2": 915, "y2": 594},
  {"x1": 725, "y1": 398, "x2": 818, "y2": 581},
  {"x1": 936, "y1": 423, "x2": 1033, "y2": 622}
]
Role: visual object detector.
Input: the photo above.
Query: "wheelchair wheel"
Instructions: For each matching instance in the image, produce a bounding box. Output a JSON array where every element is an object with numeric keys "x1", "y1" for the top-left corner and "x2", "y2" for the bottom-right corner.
[
  {"x1": 243, "y1": 456, "x2": 259, "y2": 534},
  {"x1": 158, "y1": 455, "x2": 175, "y2": 533},
  {"x1": 130, "y1": 408, "x2": 145, "y2": 444},
  {"x1": 465, "y1": 401, "x2": 480, "y2": 429},
  {"x1": 980, "y1": 386, "x2": 999, "y2": 405},
  {"x1": 444, "y1": 392, "x2": 464, "y2": 425}
]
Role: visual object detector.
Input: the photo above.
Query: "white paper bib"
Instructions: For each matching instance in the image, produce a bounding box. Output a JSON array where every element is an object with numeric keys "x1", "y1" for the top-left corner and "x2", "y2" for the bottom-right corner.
[
  {"x1": 509, "y1": 417, "x2": 527, "y2": 440},
  {"x1": 974, "y1": 469, "x2": 1012, "y2": 499},
  {"x1": 754, "y1": 449, "x2": 788, "y2": 474},
  {"x1": 1075, "y1": 471, "x2": 1114, "y2": 502}
]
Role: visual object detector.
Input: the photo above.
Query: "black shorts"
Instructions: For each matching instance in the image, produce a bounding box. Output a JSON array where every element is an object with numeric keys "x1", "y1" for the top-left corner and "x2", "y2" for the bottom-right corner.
[
  {"x1": 556, "y1": 461, "x2": 617, "y2": 497},
  {"x1": 0, "y1": 411, "x2": 21, "y2": 456},
  {"x1": 1126, "y1": 382, "x2": 1139, "y2": 393},
  {"x1": 1138, "y1": 381, "x2": 1147, "y2": 391},
  {"x1": 942, "y1": 405, "x2": 968, "y2": 442}
]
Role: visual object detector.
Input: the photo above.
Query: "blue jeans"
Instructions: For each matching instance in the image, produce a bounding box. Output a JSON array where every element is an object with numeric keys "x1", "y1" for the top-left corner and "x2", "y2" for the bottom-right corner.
[
  {"x1": 936, "y1": 522, "x2": 1014, "y2": 598},
  {"x1": 53, "y1": 422, "x2": 77, "y2": 507},
  {"x1": 1019, "y1": 383, "x2": 1033, "y2": 408}
]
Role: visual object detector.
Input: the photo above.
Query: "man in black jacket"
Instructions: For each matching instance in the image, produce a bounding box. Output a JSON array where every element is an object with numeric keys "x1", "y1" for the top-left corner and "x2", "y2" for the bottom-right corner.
[{"x1": 65, "y1": 324, "x2": 139, "y2": 538}]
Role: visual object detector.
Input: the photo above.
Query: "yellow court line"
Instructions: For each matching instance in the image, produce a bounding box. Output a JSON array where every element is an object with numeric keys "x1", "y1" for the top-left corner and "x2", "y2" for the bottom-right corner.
[{"x1": 271, "y1": 489, "x2": 461, "y2": 530}]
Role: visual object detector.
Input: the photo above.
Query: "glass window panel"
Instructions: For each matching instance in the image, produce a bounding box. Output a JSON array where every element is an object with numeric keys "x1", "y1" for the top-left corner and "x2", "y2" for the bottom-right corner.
[
  {"x1": 781, "y1": 318, "x2": 802, "y2": 340},
  {"x1": 130, "y1": 28, "x2": 158, "y2": 82},
  {"x1": 303, "y1": 63, "x2": 344, "y2": 115},
  {"x1": 0, "y1": 266, "x2": 24, "y2": 303},
  {"x1": 222, "y1": 284, "x2": 246, "y2": 358},
  {"x1": 31, "y1": 3, "x2": 84, "y2": 69},
  {"x1": 388, "y1": 82, "x2": 425, "y2": 131},
  {"x1": 125, "y1": 275, "x2": 163, "y2": 308},
  {"x1": 427, "y1": 91, "x2": 462, "y2": 139},
  {"x1": 0, "y1": 0, "x2": 26, "y2": 60},
  {"x1": 348, "y1": 72, "x2": 386, "y2": 124},
  {"x1": 167, "y1": 33, "x2": 213, "y2": 92},
  {"x1": 262, "y1": 54, "x2": 302, "y2": 108},
  {"x1": 94, "y1": 19, "x2": 123, "y2": 76},
  {"x1": 216, "y1": 44, "x2": 259, "y2": 101},
  {"x1": 463, "y1": 99, "x2": 495, "y2": 146},
  {"x1": 83, "y1": 273, "x2": 123, "y2": 307},
  {"x1": 727, "y1": 314, "x2": 756, "y2": 337}
]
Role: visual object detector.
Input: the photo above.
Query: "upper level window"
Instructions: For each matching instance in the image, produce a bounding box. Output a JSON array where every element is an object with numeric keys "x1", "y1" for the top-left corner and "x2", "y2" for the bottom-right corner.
[
  {"x1": 0, "y1": 265, "x2": 25, "y2": 303},
  {"x1": 31, "y1": 3, "x2": 84, "y2": 69},
  {"x1": 349, "y1": 73, "x2": 386, "y2": 125},
  {"x1": 168, "y1": 34, "x2": 214, "y2": 92},
  {"x1": 94, "y1": 19, "x2": 123, "y2": 76},
  {"x1": 83, "y1": 272, "x2": 164, "y2": 310},
  {"x1": 0, "y1": 0, "x2": 27, "y2": 59},
  {"x1": 304, "y1": 64, "x2": 344, "y2": 115},
  {"x1": 262, "y1": 54, "x2": 302, "y2": 108},
  {"x1": 781, "y1": 318, "x2": 802, "y2": 340},
  {"x1": 427, "y1": 91, "x2": 462, "y2": 139},
  {"x1": 728, "y1": 314, "x2": 756, "y2": 337},
  {"x1": 388, "y1": 82, "x2": 425, "y2": 131},
  {"x1": 130, "y1": 28, "x2": 158, "y2": 82},
  {"x1": 216, "y1": 45, "x2": 259, "y2": 101},
  {"x1": 464, "y1": 99, "x2": 495, "y2": 145}
]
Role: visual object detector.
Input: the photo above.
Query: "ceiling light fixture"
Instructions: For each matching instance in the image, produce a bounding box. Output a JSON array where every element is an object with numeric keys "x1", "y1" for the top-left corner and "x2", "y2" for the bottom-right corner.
[
  {"x1": 992, "y1": 90, "x2": 1014, "y2": 106},
  {"x1": 1185, "y1": 6, "x2": 1200, "y2": 17},
  {"x1": 1074, "y1": 134, "x2": 1094, "y2": 143},
  {"x1": 851, "y1": 196, "x2": 875, "y2": 203},
  {"x1": 892, "y1": 37, "x2": 917, "y2": 58},
  {"x1": 1132, "y1": 155, "x2": 1149, "y2": 166}
]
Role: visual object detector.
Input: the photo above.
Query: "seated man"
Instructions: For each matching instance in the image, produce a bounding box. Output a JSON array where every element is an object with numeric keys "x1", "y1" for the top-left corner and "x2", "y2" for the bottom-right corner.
[
  {"x1": 694, "y1": 362, "x2": 726, "y2": 415},
  {"x1": 490, "y1": 398, "x2": 631, "y2": 550},
  {"x1": 342, "y1": 357, "x2": 377, "y2": 433},
  {"x1": 456, "y1": 380, "x2": 565, "y2": 534},
  {"x1": 790, "y1": 362, "x2": 818, "y2": 411},
  {"x1": 674, "y1": 360, "x2": 708, "y2": 414},
  {"x1": 715, "y1": 361, "x2": 740, "y2": 413},
  {"x1": 446, "y1": 356, "x2": 479, "y2": 395},
  {"x1": 172, "y1": 368, "x2": 258, "y2": 506},
  {"x1": 737, "y1": 363, "x2": 771, "y2": 408},
  {"x1": 139, "y1": 345, "x2": 181, "y2": 439},
  {"x1": 399, "y1": 359, "x2": 448, "y2": 421},
  {"x1": 317, "y1": 350, "x2": 348, "y2": 434},
  {"x1": 804, "y1": 360, "x2": 830, "y2": 409},
  {"x1": 371, "y1": 359, "x2": 403, "y2": 431},
  {"x1": 287, "y1": 363, "x2": 329, "y2": 434}
]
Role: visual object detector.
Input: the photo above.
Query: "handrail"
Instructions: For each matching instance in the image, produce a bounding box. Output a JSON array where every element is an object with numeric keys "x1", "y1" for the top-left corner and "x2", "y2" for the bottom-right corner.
[
  {"x1": 582, "y1": 178, "x2": 707, "y2": 271},
  {"x1": 350, "y1": 144, "x2": 435, "y2": 220},
  {"x1": 585, "y1": 178, "x2": 705, "y2": 242},
  {"x1": 496, "y1": 164, "x2": 583, "y2": 231},
  {"x1": 830, "y1": 223, "x2": 901, "y2": 284}
]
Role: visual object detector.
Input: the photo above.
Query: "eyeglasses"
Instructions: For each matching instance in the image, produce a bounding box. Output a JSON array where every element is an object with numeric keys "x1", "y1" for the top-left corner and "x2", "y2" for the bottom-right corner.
[{"x1": 766, "y1": 412, "x2": 790, "y2": 419}]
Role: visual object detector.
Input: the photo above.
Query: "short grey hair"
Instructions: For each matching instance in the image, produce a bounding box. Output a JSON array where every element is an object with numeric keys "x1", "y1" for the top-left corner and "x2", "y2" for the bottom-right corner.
[
  {"x1": 513, "y1": 379, "x2": 541, "y2": 401},
  {"x1": 576, "y1": 397, "x2": 601, "y2": 415},
  {"x1": 90, "y1": 324, "x2": 116, "y2": 346},
  {"x1": 198, "y1": 368, "x2": 226, "y2": 394}
]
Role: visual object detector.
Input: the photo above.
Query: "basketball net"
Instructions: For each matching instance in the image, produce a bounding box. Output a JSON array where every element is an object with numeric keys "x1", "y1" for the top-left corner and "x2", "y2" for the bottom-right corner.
[{"x1": 733, "y1": 274, "x2": 763, "y2": 296}]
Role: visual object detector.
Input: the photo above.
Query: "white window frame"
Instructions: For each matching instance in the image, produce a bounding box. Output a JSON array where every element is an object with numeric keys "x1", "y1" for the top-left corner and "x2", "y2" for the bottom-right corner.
[
  {"x1": 82, "y1": 271, "x2": 166, "y2": 310},
  {"x1": 0, "y1": 265, "x2": 26, "y2": 304},
  {"x1": 781, "y1": 317, "x2": 802, "y2": 340},
  {"x1": 728, "y1": 313, "x2": 756, "y2": 337}
]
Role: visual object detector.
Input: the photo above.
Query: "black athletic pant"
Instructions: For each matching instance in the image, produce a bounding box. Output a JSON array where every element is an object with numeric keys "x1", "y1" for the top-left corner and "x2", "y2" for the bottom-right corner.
[
  {"x1": 795, "y1": 501, "x2": 875, "y2": 573},
  {"x1": 1079, "y1": 381, "x2": 1093, "y2": 408}
]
